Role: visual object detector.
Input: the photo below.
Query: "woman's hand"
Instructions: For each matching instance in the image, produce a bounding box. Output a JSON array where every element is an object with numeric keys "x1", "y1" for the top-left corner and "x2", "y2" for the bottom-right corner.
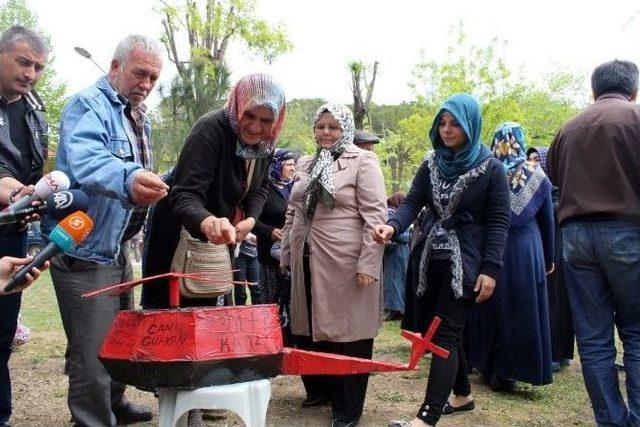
[
  {"x1": 474, "y1": 274, "x2": 496, "y2": 303},
  {"x1": 200, "y1": 215, "x2": 236, "y2": 244},
  {"x1": 0, "y1": 256, "x2": 48, "y2": 295},
  {"x1": 372, "y1": 224, "x2": 394, "y2": 244},
  {"x1": 270, "y1": 228, "x2": 282, "y2": 241},
  {"x1": 235, "y1": 217, "x2": 256, "y2": 243},
  {"x1": 356, "y1": 273, "x2": 376, "y2": 288},
  {"x1": 546, "y1": 263, "x2": 555, "y2": 275}
]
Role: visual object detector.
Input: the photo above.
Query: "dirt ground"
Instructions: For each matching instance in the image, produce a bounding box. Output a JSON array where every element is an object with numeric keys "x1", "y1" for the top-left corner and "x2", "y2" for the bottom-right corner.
[{"x1": 8, "y1": 330, "x2": 596, "y2": 426}]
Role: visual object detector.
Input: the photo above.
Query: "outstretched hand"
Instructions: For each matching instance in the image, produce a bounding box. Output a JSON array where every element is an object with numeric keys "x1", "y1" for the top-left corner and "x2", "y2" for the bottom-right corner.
[{"x1": 372, "y1": 224, "x2": 394, "y2": 244}]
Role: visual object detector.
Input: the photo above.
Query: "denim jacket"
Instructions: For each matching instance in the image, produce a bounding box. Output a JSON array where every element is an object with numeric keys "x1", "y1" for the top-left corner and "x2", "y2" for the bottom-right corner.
[
  {"x1": 0, "y1": 91, "x2": 48, "y2": 185},
  {"x1": 42, "y1": 76, "x2": 149, "y2": 264}
]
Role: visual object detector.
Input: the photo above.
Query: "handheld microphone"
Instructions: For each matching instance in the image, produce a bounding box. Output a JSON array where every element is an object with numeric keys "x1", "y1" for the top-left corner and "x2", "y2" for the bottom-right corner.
[
  {"x1": 4, "y1": 171, "x2": 70, "y2": 213},
  {"x1": 3, "y1": 211, "x2": 94, "y2": 293},
  {"x1": 0, "y1": 190, "x2": 90, "y2": 225}
]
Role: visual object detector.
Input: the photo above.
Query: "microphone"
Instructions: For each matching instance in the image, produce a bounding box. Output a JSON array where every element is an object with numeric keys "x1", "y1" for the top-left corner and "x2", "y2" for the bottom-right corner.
[
  {"x1": 0, "y1": 190, "x2": 90, "y2": 225},
  {"x1": 4, "y1": 171, "x2": 70, "y2": 213},
  {"x1": 3, "y1": 211, "x2": 94, "y2": 293}
]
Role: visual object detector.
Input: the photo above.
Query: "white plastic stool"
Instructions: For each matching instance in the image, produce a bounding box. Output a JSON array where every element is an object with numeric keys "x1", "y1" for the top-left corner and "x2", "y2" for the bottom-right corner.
[{"x1": 158, "y1": 379, "x2": 271, "y2": 427}]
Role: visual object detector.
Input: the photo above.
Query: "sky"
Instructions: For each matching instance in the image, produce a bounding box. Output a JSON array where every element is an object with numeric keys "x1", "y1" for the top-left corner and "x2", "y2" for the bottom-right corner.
[{"x1": 27, "y1": 0, "x2": 640, "y2": 109}]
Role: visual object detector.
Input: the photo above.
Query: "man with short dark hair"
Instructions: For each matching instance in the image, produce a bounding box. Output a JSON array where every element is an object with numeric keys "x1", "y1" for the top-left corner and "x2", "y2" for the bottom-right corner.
[
  {"x1": 42, "y1": 34, "x2": 167, "y2": 427},
  {"x1": 548, "y1": 59, "x2": 640, "y2": 426},
  {"x1": 0, "y1": 25, "x2": 49, "y2": 427}
]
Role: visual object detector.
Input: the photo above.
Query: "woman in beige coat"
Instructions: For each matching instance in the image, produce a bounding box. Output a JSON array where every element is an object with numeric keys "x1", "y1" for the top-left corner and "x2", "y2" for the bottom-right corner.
[{"x1": 280, "y1": 102, "x2": 387, "y2": 427}]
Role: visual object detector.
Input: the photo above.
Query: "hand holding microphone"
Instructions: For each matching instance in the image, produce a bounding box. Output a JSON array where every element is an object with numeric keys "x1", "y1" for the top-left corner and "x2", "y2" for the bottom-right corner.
[
  {"x1": 3, "y1": 211, "x2": 94, "y2": 293},
  {"x1": 4, "y1": 171, "x2": 70, "y2": 213},
  {"x1": 0, "y1": 189, "x2": 90, "y2": 226},
  {"x1": 0, "y1": 256, "x2": 48, "y2": 295}
]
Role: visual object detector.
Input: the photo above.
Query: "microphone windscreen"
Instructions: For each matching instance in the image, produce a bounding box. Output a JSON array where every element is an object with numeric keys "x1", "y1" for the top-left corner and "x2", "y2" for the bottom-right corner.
[
  {"x1": 45, "y1": 190, "x2": 90, "y2": 219},
  {"x1": 54, "y1": 211, "x2": 94, "y2": 246},
  {"x1": 33, "y1": 171, "x2": 70, "y2": 199}
]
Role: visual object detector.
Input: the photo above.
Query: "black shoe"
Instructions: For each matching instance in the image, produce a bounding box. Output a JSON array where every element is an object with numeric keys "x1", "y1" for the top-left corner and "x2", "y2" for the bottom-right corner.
[
  {"x1": 332, "y1": 419, "x2": 358, "y2": 427},
  {"x1": 113, "y1": 402, "x2": 153, "y2": 424},
  {"x1": 302, "y1": 396, "x2": 330, "y2": 407},
  {"x1": 442, "y1": 400, "x2": 475, "y2": 415},
  {"x1": 489, "y1": 375, "x2": 515, "y2": 392}
]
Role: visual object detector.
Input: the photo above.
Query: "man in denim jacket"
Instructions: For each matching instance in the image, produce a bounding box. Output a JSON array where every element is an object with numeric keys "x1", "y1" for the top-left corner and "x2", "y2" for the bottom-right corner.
[
  {"x1": 43, "y1": 34, "x2": 167, "y2": 427},
  {"x1": 0, "y1": 26, "x2": 49, "y2": 427}
]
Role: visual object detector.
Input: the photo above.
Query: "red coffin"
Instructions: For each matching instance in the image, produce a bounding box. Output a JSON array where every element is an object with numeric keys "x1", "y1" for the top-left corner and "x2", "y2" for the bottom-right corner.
[{"x1": 99, "y1": 305, "x2": 285, "y2": 390}]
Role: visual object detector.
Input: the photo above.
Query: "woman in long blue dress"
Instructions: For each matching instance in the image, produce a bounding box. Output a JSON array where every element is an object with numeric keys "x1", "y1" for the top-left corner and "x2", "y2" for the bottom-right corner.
[
  {"x1": 383, "y1": 191, "x2": 411, "y2": 321},
  {"x1": 467, "y1": 122, "x2": 555, "y2": 389}
]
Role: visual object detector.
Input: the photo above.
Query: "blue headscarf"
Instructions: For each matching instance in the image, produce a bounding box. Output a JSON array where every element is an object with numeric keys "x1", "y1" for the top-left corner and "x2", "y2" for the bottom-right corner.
[
  {"x1": 429, "y1": 93, "x2": 491, "y2": 181},
  {"x1": 492, "y1": 122, "x2": 527, "y2": 174},
  {"x1": 491, "y1": 122, "x2": 538, "y2": 194},
  {"x1": 270, "y1": 148, "x2": 295, "y2": 185}
]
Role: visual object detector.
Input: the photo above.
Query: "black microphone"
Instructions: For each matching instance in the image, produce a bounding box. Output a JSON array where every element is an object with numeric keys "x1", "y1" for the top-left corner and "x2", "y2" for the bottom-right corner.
[
  {"x1": 3, "y1": 171, "x2": 70, "y2": 213},
  {"x1": 0, "y1": 190, "x2": 90, "y2": 225},
  {"x1": 3, "y1": 211, "x2": 94, "y2": 293}
]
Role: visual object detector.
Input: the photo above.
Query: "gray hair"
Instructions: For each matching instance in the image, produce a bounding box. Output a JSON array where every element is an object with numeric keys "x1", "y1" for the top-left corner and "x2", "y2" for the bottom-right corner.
[
  {"x1": 112, "y1": 34, "x2": 162, "y2": 66},
  {"x1": 0, "y1": 25, "x2": 48, "y2": 55}
]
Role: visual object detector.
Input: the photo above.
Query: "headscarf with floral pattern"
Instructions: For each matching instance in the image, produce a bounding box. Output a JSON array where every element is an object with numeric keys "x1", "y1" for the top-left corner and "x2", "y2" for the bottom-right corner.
[
  {"x1": 224, "y1": 73, "x2": 286, "y2": 160},
  {"x1": 491, "y1": 122, "x2": 537, "y2": 194}
]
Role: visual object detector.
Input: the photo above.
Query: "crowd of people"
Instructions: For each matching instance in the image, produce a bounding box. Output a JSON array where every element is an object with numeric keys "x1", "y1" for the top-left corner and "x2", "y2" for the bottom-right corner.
[{"x1": 0, "y1": 24, "x2": 638, "y2": 427}]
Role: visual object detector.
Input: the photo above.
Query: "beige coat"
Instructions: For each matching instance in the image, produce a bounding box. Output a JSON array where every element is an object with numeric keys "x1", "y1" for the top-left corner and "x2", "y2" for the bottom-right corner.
[{"x1": 280, "y1": 144, "x2": 387, "y2": 342}]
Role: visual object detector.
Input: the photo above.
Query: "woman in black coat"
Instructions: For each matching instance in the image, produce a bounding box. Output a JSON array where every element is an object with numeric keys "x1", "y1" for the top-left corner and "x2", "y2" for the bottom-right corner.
[
  {"x1": 252, "y1": 148, "x2": 296, "y2": 305},
  {"x1": 141, "y1": 74, "x2": 286, "y2": 310}
]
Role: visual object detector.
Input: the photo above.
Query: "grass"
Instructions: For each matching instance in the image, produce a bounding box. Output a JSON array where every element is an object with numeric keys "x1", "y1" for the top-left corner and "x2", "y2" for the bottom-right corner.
[{"x1": 12, "y1": 269, "x2": 605, "y2": 425}]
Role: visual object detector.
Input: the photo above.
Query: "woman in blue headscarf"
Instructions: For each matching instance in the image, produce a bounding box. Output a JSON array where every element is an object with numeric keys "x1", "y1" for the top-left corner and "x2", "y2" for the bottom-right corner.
[
  {"x1": 375, "y1": 94, "x2": 510, "y2": 427},
  {"x1": 467, "y1": 122, "x2": 555, "y2": 390}
]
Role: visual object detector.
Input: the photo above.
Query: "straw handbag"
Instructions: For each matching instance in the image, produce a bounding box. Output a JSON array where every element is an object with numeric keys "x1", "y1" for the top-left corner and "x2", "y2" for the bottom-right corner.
[
  {"x1": 170, "y1": 159, "x2": 256, "y2": 298},
  {"x1": 171, "y1": 229, "x2": 234, "y2": 298}
]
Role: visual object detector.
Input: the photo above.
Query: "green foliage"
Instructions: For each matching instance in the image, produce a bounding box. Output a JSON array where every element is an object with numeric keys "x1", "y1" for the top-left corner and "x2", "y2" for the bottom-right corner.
[
  {"x1": 374, "y1": 23, "x2": 585, "y2": 193},
  {"x1": 0, "y1": 0, "x2": 68, "y2": 163},
  {"x1": 277, "y1": 98, "x2": 325, "y2": 156},
  {"x1": 155, "y1": 0, "x2": 292, "y2": 169}
]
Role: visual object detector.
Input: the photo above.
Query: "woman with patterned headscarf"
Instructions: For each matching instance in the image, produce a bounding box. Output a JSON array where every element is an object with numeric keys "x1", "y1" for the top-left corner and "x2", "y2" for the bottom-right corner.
[
  {"x1": 280, "y1": 103, "x2": 387, "y2": 427},
  {"x1": 467, "y1": 122, "x2": 555, "y2": 392},
  {"x1": 140, "y1": 73, "x2": 286, "y2": 425},
  {"x1": 374, "y1": 94, "x2": 510, "y2": 427}
]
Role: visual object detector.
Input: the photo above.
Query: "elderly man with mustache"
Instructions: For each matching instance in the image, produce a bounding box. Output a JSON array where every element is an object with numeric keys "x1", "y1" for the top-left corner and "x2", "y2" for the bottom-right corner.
[{"x1": 42, "y1": 34, "x2": 168, "y2": 427}]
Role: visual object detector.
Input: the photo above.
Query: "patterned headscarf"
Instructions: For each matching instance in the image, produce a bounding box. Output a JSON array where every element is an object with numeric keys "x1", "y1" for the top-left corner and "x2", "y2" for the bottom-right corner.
[
  {"x1": 224, "y1": 73, "x2": 286, "y2": 160},
  {"x1": 302, "y1": 103, "x2": 355, "y2": 222},
  {"x1": 270, "y1": 148, "x2": 295, "y2": 185},
  {"x1": 491, "y1": 122, "x2": 537, "y2": 194},
  {"x1": 429, "y1": 93, "x2": 491, "y2": 181}
]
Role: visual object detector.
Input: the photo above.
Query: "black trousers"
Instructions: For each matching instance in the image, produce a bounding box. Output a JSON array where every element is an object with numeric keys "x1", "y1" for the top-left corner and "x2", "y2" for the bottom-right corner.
[
  {"x1": 295, "y1": 252, "x2": 373, "y2": 423},
  {"x1": 418, "y1": 260, "x2": 475, "y2": 426}
]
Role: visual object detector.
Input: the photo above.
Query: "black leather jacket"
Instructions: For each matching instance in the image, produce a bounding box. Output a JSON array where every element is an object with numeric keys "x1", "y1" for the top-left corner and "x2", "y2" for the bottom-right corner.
[{"x1": 0, "y1": 90, "x2": 48, "y2": 185}]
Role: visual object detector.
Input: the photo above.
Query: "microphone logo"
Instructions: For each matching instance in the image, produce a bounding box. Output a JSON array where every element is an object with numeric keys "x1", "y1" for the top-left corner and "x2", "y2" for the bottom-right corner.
[
  {"x1": 53, "y1": 192, "x2": 73, "y2": 209},
  {"x1": 44, "y1": 173, "x2": 60, "y2": 192},
  {"x1": 69, "y1": 217, "x2": 85, "y2": 230}
]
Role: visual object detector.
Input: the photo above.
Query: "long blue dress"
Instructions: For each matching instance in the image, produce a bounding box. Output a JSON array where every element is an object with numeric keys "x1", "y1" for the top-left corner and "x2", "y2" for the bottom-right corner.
[
  {"x1": 468, "y1": 163, "x2": 554, "y2": 385},
  {"x1": 383, "y1": 208, "x2": 410, "y2": 313}
]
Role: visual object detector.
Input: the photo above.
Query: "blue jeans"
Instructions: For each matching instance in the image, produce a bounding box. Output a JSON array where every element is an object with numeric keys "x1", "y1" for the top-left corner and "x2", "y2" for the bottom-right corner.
[
  {"x1": 562, "y1": 220, "x2": 640, "y2": 426},
  {"x1": 233, "y1": 253, "x2": 260, "y2": 305},
  {"x1": 0, "y1": 232, "x2": 27, "y2": 426}
]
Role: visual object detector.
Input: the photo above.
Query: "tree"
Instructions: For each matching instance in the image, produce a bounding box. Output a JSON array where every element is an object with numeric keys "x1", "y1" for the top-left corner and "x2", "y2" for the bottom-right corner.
[
  {"x1": 154, "y1": 0, "x2": 293, "y2": 168},
  {"x1": 158, "y1": 0, "x2": 292, "y2": 122},
  {"x1": 348, "y1": 60, "x2": 378, "y2": 130},
  {"x1": 0, "y1": 0, "x2": 68, "y2": 169},
  {"x1": 374, "y1": 23, "x2": 584, "y2": 192}
]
